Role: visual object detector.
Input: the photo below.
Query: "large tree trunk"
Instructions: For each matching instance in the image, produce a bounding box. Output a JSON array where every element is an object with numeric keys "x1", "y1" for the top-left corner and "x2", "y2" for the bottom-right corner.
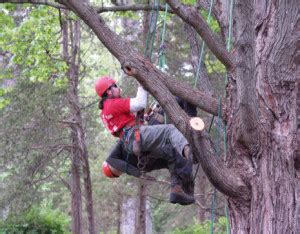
[{"x1": 225, "y1": 1, "x2": 299, "y2": 232}]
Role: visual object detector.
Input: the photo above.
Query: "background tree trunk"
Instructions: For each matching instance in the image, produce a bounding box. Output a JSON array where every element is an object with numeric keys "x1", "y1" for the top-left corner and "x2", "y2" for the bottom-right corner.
[
  {"x1": 135, "y1": 181, "x2": 147, "y2": 234},
  {"x1": 62, "y1": 11, "x2": 95, "y2": 234},
  {"x1": 61, "y1": 12, "x2": 83, "y2": 234},
  {"x1": 70, "y1": 141, "x2": 83, "y2": 234},
  {"x1": 121, "y1": 198, "x2": 137, "y2": 233}
]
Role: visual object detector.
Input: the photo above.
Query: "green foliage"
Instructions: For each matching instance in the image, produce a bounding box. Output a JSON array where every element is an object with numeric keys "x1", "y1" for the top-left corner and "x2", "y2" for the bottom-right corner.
[
  {"x1": 0, "y1": 87, "x2": 11, "y2": 109},
  {"x1": 0, "y1": 5, "x2": 68, "y2": 83},
  {"x1": 0, "y1": 78, "x2": 69, "y2": 214},
  {"x1": 182, "y1": 0, "x2": 197, "y2": 6},
  {"x1": 205, "y1": 53, "x2": 226, "y2": 74},
  {"x1": 0, "y1": 206, "x2": 70, "y2": 233},
  {"x1": 115, "y1": 10, "x2": 140, "y2": 20},
  {"x1": 200, "y1": 10, "x2": 220, "y2": 33},
  {"x1": 0, "y1": 6, "x2": 15, "y2": 29},
  {"x1": 170, "y1": 217, "x2": 228, "y2": 234}
]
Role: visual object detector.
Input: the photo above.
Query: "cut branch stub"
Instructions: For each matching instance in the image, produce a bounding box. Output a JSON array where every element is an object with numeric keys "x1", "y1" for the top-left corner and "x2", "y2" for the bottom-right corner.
[
  {"x1": 190, "y1": 117, "x2": 205, "y2": 131},
  {"x1": 122, "y1": 61, "x2": 137, "y2": 76}
]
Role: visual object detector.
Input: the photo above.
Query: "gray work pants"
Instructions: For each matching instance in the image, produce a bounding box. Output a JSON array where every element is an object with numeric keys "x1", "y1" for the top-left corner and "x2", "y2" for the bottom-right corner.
[
  {"x1": 139, "y1": 124, "x2": 188, "y2": 158},
  {"x1": 135, "y1": 124, "x2": 192, "y2": 180}
]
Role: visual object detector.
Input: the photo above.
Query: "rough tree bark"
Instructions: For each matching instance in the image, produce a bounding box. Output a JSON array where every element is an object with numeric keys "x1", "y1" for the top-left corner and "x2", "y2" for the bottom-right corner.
[
  {"x1": 135, "y1": 181, "x2": 147, "y2": 234},
  {"x1": 223, "y1": 1, "x2": 298, "y2": 232},
  {"x1": 61, "y1": 11, "x2": 95, "y2": 234},
  {"x1": 0, "y1": 0, "x2": 299, "y2": 233},
  {"x1": 61, "y1": 12, "x2": 83, "y2": 234}
]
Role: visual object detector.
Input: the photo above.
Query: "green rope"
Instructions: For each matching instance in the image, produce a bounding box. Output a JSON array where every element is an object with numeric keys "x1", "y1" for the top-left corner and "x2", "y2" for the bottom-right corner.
[
  {"x1": 156, "y1": 3, "x2": 169, "y2": 123},
  {"x1": 210, "y1": 0, "x2": 234, "y2": 231},
  {"x1": 192, "y1": 0, "x2": 215, "y2": 181},
  {"x1": 223, "y1": 125, "x2": 230, "y2": 233},
  {"x1": 222, "y1": 1, "x2": 234, "y2": 233},
  {"x1": 210, "y1": 188, "x2": 217, "y2": 233},
  {"x1": 224, "y1": 0, "x2": 234, "y2": 85},
  {"x1": 210, "y1": 97, "x2": 221, "y2": 234},
  {"x1": 158, "y1": 4, "x2": 168, "y2": 70},
  {"x1": 225, "y1": 204, "x2": 230, "y2": 234},
  {"x1": 226, "y1": 0, "x2": 234, "y2": 51},
  {"x1": 193, "y1": 0, "x2": 214, "y2": 88},
  {"x1": 149, "y1": 0, "x2": 160, "y2": 61},
  {"x1": 144, "y1": 0, "x2": 160, "y2": 60}
]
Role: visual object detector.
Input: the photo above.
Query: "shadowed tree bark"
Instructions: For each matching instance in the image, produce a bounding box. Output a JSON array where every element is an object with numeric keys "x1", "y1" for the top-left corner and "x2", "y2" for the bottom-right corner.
[
  {"x1": 61, "y1": 10, "x2": 95, "y2": 234},
  {"x1": 0, "y1": 0, "x2": 299, "y2": 233},
  {"x1": 61, "y1": 12, "x2": 83, "y2": 234}
]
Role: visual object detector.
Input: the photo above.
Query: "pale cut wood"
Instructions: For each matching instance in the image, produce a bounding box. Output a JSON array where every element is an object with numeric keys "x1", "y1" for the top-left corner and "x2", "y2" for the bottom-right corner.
[{"x1": 190, "y1": 117, "x2": 205, "y2": 131}]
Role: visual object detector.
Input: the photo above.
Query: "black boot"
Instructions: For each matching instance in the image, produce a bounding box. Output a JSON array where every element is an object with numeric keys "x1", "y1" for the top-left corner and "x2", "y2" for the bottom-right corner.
[
  {"x1": 182, "y1": 179, "x2": 195, "y2": 197},
  {"x1": 169, "y1": 174, "x2": 195, "y2": 205}
]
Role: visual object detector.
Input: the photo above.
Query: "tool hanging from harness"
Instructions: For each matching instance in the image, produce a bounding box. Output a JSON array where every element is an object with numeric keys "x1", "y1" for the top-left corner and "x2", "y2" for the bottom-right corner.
[
  {"x1": 119, "y1": 110, "x2": 148, "y2": 171},
  {"x1": 145, "y1": 101, "x2": 165, "y2": 125}
]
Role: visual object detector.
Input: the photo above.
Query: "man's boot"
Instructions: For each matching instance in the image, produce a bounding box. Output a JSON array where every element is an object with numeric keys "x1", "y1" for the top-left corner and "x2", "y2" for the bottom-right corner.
[
  {"x1": 182, "y1": 179, "x2": 195, "y2": 197},
  {"x1": 169, "y1": 174, "x2": 195, "y2": 205}
]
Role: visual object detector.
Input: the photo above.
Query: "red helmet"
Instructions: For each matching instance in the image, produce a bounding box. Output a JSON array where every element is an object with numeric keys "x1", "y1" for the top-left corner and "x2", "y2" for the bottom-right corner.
[
  {"x1": 102, "y1": 161, "x2": 119, "y2": 178},
  {"x1": 95, "y1": 76, "x2": 116, "y2": 97}
]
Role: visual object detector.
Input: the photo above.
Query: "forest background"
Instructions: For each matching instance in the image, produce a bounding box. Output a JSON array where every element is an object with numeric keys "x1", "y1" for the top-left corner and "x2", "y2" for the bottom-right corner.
[{"x1": 0, "y1": 1, "x2": 229, "y2": 233}]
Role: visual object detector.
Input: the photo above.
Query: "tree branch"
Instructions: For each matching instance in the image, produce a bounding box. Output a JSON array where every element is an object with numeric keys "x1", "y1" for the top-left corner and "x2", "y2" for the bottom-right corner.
[
  {"x1": 96, "y1": 4, "x2": 173, "y2": 14},
  {"x1": 57, "y1": 172, "x2": 71, "y2": 191},
  {"x1": 166, "y1": 0, "x2": 235, "y2": 70},
  {"x1": 191, "y1": 129, "x2": 250, "y2": 200},
  {"x1": 122, "y1": 58, "x2": 226, "y2": 120},
  {"x1": 139, "y1": 175, "x2": 170, "y2": 186},
  {"x1": 214, "y1": 0, "x2": 232, "y2": 43},
  {"x1": 0, "y1": 0, "x2": 66, "y2": 9}
]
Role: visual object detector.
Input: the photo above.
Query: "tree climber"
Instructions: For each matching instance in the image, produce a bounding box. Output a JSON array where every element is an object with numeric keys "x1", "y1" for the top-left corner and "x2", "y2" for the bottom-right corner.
[{"x1": 96, "y1": 76, "x2": 195, "y2": 205}]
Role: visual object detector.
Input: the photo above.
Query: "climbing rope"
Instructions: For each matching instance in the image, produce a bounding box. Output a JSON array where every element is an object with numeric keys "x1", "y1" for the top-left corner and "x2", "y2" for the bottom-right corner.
[
  {"x1": 131, "y1": 0, "x2": 164, "y2": 172},
  {"x1": 144, "y1": 0, "x2": 160, "y2": 61},
  {"x1": 210, "y1": 97, "x2": 222, "y2": 234},
  {"x1": 210, "y1": 0, "x2": 234, "y2": 233},
  {"x1": 222, "y1": 1, "x2": 234, "y2": 233},
  {"x1": 193, "y1": 0, "x2": 215, "y2": 88},
  {"x1": 157, "y1": 3, "x2": 169, "y2": 124},
  {"x1": 144, "y1": 1, "x2": 169, "y2": 123},
  {"x1": 186, "y1": 0, "x2": 233, "y2": 232},
  {"x1": 191, "y1": 0, "x2": 214, "y2": 182},
  {"x1": 158, "y1": 4, "x2": 168, "y2": 70}
]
